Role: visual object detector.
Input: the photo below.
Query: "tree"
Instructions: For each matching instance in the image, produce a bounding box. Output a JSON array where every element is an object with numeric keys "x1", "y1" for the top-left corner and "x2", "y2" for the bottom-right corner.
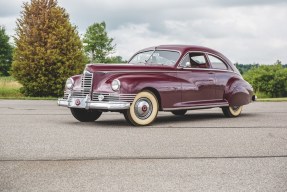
[
  {"x1": 12, "y1": 0, "x2": 86, "y2": 97},
  {"x1": 105, "y1": 56, "x2": 126, "y2": 63},
  {"x1": 235, "y1": 63, "x2": 259, "y2": 75},
  {"x1": 244, "y1": 63, "x2": 287, "y2": 98},
  {"x1": 83, "y1": 22, "x2": 115, "y2": 63},
  {"x1": 0, "y1": 26, "x2": 13, "y2": 76}
]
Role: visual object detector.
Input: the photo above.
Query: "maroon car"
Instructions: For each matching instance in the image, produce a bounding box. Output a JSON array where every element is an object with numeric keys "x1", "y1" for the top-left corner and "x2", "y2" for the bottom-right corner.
[{"x1": 58, "y1": 45, "x2": 255, "y2": 126}]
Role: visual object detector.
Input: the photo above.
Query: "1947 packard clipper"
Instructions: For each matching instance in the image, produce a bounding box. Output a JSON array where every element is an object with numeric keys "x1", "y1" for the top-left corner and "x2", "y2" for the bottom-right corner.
[{"x1": 58, "y1": 45, "x2": 255, "y2": 126}]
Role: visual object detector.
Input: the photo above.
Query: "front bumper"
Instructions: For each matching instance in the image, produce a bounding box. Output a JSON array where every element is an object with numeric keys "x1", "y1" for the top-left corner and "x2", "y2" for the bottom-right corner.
[{"x1": 58, "y1": 95, "x2": 130, "y2": 110}]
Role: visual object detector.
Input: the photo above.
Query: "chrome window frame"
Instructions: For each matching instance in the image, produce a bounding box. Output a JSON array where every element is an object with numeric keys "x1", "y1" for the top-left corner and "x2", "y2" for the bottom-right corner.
[
  {"x1": 206, "y1": 53, "x2": 229, "y2": 71},
  {"x1": 178, "y1": 51, "x2": 210, "y2": 69},
  {"x1": 177, "y1": 51, "x2": 240, "y2": 75},
  {"x1": 128, "y1": 49, "x2": 182, "y2": 67}
]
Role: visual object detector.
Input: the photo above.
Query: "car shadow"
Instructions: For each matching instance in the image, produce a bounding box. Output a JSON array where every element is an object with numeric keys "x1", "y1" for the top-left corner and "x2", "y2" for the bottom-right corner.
[{"x1": 64, "y1": 112, "x2": 258, "y2": 128}]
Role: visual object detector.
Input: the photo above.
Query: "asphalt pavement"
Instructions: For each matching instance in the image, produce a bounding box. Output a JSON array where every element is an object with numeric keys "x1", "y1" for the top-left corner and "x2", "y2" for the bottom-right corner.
[{"x1": 0, "y1": 100, "x2": 287, "y2": 192}]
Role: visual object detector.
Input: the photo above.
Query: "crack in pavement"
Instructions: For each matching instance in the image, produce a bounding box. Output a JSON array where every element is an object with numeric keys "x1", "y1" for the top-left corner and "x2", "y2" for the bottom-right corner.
[{"x1": 1, "y1": 155, "x2": 287, "y2": 162}]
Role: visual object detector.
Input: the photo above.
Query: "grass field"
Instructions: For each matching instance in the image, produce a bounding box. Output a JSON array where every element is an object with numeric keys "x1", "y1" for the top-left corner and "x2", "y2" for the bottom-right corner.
[
  {"x1": 0, "y1": 77, "x2": 56, "y2": 100},
  {"x1": 0, "y1": 76, "x2": 23, "y2": 98}
]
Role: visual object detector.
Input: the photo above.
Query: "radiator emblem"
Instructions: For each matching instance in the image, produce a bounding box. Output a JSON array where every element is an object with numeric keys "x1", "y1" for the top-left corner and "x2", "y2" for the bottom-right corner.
[{"x1": 75, "y1": 99, "x2": 81, "y2": 106}]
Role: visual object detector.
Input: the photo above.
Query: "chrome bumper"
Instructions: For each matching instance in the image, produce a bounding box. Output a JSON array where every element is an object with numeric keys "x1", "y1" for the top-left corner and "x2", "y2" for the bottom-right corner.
[{"x1": 58, "y1": 95, "x2": 130, "y2": 110}]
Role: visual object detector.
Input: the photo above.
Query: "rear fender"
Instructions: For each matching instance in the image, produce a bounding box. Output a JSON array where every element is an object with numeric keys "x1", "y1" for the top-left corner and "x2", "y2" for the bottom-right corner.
[{"x1": 224, "y1": 78, "x2": 254, "y2": 106}]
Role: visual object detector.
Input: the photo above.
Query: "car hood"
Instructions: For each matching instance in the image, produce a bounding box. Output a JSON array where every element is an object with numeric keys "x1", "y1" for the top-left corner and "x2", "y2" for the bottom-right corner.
[{"x1": 85, "y1": 63, "x2": 174, "y2": 73}]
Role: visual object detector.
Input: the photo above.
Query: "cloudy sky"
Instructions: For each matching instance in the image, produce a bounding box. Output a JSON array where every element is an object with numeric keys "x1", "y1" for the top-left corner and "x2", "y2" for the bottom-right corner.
[{"x1": 1, "y1": 0, "x2": 287, "y2": 64}]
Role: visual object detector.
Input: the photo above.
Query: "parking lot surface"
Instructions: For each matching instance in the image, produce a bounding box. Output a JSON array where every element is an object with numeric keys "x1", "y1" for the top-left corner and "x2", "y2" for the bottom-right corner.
[{"x1": 0, "y1": 100, "x2": 287, "y2": 191}]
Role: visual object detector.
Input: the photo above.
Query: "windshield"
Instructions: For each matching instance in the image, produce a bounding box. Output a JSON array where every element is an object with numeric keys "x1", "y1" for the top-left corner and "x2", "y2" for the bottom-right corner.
[{"x1": 129, "y1": 50, "x2": 180, "y2": 66}]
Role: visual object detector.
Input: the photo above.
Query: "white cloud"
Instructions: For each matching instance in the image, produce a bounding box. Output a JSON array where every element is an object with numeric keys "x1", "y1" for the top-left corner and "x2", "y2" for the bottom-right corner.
[{"x1": 1, "y1": 0, "x2": 287, "y2": 64}]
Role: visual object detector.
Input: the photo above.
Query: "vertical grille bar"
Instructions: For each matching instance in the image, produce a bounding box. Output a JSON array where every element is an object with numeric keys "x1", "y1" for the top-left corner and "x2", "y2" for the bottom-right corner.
[{"x1": 81, "y1": 71, "x2": 93, "y2": 94}]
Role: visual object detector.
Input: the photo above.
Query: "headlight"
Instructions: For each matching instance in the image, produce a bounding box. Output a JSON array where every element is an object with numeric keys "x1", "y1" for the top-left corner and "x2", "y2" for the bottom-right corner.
[
  {"x1": 66, "y1": 78, "x2": 74, "y2": 90},
  {"x1": 111, "y1": 79, "x2": 121, "y2": 91}
]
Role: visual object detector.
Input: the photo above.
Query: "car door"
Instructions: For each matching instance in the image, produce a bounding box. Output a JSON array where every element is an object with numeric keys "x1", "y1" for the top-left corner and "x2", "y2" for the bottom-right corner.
[
  {"x1": 179, "y1": 52, "x2": 216, "y2": 106},
  {"x1": 207, "y1": 54, "x2": 232, "y2": 101}
]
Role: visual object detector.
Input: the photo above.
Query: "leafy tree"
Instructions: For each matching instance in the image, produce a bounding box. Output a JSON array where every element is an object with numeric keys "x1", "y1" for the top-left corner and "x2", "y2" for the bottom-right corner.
[
  {"x1": 105, "y1": 56, "x2": 126, "y2": 63},
  {"x1": 235, "y1": 63, "x2": 259, "y2": 75},
  {"x1": 12, "y1": 0, "x2": 86, "y2": 97},
  {"x1": 83, "y1": 22, "x2": 115, "y2": 63},
  {"x1": 244, "y1": 63, "x2": 287, "y2": 98},
  {"x1": 0, "y1": 26, "x2": 13, "y2": 76}
]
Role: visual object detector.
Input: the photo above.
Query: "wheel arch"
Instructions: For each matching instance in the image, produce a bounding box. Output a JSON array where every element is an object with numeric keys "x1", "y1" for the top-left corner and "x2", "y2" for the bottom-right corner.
[{"x1": 141, "y1": 87, "x2": 162, "y2": 111}]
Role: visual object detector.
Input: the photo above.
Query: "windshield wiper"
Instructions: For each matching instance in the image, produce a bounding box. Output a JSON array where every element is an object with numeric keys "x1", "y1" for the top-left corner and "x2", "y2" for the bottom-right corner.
[{"x1": 144, "y1": 47, "x2": 157, "y2": 63}]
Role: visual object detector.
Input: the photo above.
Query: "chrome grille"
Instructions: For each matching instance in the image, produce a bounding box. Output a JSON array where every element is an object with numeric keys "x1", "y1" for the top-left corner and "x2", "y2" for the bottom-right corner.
[
  {"x1": 63, "y1": 72, "x2": 93, "y2": 99},
  {"x1": 71, "y1": 91, "x2": 87, "y2": 98},
  {"x1": 81, "y1": 72, "x2": 93, "y2": 95},
  {"x1": 63, "y1": 91, "x2": 69, "y2": 99},
  {"x1": 92, "y1": 93, "x2": 136, "y2": 103}
]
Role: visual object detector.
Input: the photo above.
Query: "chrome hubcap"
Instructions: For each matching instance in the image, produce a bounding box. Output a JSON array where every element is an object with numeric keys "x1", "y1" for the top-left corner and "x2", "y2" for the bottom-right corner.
[
  {"x1": 231, "y1": 106, "x2": 240, "y2": 112},
  {"x1": 134, "y1": 98, "x2": 153, "y2": 119}
]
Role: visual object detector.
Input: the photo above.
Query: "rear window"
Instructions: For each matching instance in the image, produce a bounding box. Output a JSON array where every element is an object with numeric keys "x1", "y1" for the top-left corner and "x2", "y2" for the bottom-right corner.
[{"x1": 208, "y1": 55, "x2": 228, "y2": 70}]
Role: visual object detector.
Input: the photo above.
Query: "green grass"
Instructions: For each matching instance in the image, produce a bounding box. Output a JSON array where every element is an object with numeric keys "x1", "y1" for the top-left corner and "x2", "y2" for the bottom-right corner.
[
  {"x1": 0, "y1": 76, "x2": 23, "y2": 98},
  {"x1": 257, "y1": 97, "x2": 287, "y2": 102},
  {"x1": 0, "y1": 76, "x2": 56, "y2": 100}
]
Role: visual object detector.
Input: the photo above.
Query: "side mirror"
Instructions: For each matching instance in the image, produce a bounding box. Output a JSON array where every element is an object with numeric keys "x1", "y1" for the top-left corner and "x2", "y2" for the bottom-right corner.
[{"x1": 184, "y1": 62, "x2": 191, "y2": 68}]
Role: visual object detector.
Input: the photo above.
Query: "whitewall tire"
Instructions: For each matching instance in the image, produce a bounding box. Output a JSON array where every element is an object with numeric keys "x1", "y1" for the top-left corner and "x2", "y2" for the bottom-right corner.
[
  {"x1": 124, "y1": 91, "x2": 159, "y2": 126},
  {"x1": 222, "y1": 106, "x2": 243, "y2": 117}
]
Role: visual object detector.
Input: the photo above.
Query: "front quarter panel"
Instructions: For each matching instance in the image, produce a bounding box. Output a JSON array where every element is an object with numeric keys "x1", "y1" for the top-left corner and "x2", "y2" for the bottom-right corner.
[
  {"x1": 119, "y1": 73, "x2": 181, "y2": 109},
  {"x1": 93, "y1": 72, "x2": 182, "y2": 109}
]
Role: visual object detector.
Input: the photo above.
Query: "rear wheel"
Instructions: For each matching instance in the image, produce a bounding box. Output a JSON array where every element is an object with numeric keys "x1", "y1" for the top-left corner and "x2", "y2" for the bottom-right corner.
[
  {"x1": 124, "y1": 91, "x2": 159, "y2": 126},
  {"x1": 222, "y1": 106, "x2": 242, "y2": 117},
  {"x1": 171, "y1": 110, "x2": 187, "y2": 116},
  {"x1": 70, "y1": 108, "x2": 102, "y2": 122}
]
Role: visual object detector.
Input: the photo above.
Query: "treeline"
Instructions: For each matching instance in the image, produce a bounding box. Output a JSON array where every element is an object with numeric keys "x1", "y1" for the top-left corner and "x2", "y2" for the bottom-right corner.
[
  {"x1": 235, "y1": 62, "x2": 287, "y2": 75},
  {"x1": 242, "y1": 63, "x2": 287, "y2": 98},
  {"x1": 235, "y1": 62, "x2": 287, "y2": 98}
]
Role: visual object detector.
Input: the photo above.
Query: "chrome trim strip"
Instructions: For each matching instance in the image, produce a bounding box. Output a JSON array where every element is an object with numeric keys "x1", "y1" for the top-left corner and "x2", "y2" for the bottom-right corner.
[
  {"x1": 99, "y1": 70, "x2": 179, "y2": 74},
  {"x1": 57, "y1": 95, "x2": 131, "y2": 110},
  {"x1": 98, "y1": 69, "x2": 240, "y2": 75},
  {"x1": 87, "y1": 102, "x2": 130, "y2": 110},
  {"x1": 181, "y1": 68, "x2": 238, "y2": 74},
  {"x1": 163, "y1": 103, "x2": 229, "y2": 111},
  {"x1": 92, "y1": 92, "x2": 136, "y2": 102}
]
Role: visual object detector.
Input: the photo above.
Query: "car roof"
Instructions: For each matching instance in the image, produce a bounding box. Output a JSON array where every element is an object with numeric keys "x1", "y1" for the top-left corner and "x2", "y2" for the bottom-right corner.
[
  {"x1": 139, "y1": 44, "x2": 221, "y2": 55},
  {"x1": 136, "y1": 44, "x2": 240, "y2": 73}
]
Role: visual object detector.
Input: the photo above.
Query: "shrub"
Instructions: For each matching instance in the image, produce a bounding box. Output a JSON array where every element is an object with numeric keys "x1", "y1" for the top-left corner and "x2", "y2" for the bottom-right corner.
[{"x1": 12, "y1": 0, "x2": 86, "y2": 97}]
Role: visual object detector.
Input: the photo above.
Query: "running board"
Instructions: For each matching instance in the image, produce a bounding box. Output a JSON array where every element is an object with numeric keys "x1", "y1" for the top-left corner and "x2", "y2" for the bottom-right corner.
[{"x1": 163, "y1": 103, "x2": 229, "y2": 111}]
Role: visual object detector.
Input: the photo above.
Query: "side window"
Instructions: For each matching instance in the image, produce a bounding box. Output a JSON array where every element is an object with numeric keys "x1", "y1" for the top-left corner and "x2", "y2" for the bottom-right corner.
[
  {"x1": 179, "y1": 55, "x2": 190, "y2": 67},
  {"x1": 180, "y1": 52, "x2": 208, "y2": 68},
  {"x1": 208, "y1": 55, "x2": 228, "y2": 70},
  {"x1": 189, "y1": 52, "x2": 208, "y2": 68}
]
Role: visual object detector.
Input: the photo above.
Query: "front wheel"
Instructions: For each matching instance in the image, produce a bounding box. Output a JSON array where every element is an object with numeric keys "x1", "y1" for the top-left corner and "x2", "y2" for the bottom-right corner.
[
  {"x1": 70, "y1": 108, "x2": 102, "y2": 122},
  {"x1": 222, "y1": 106, "x2": 243, "y2": 118},
  {"x1": 124, "y1": 91, "x2": 159, "y2": 126}
]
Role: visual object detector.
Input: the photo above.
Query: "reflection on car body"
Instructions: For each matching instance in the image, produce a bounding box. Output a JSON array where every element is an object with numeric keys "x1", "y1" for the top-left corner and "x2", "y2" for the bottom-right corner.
[{"x1": 58, "y1": 45, "x2": 255, "y2": 126}]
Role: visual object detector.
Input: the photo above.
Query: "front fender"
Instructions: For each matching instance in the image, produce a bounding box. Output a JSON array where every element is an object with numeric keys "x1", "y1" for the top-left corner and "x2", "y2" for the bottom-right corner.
[{"x1": 116, "y1": 73, "x2": 181, "y2": 109}]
